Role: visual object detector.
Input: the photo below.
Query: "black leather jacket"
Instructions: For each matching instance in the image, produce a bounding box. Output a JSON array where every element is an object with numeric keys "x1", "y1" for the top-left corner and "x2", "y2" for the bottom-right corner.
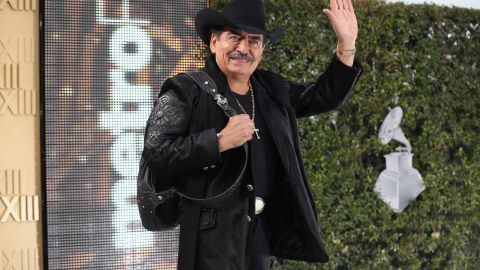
[{"x1": 142, "y1": 55, "x2": 362, "y2": 270}]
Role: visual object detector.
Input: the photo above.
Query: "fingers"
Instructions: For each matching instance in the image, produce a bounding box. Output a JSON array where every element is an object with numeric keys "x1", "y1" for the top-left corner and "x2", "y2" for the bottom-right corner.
[
  {"x1": 237, "y1": 121, "x2": 253, "y2": 143},
  {"x1": 231, "y1": 113, "x2": 250, "y2": 121},
  {"x1": 330, "y1": 0, "x2": 338, "y2": 10},
  {"x1": 332, "y1": 0, "x2": 353, "y2": 12},
  {"x1": 336, "y1": 0, "x2": 344, "y2": 10},
  {"x1": 230, "y1": 114, "x2": 253, "y2": 127},
  {"x1": 347, "y1": 0, "x2": 354, "y2": 12},
  {"x1": 323, "y1": 9, "x2": 334, "y2": 20}
]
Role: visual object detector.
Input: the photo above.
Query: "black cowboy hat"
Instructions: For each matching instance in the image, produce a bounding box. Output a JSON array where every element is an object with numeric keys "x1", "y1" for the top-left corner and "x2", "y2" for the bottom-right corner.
[{"x1": 195, "y1": 0, "x2": 284, "y2": 45}]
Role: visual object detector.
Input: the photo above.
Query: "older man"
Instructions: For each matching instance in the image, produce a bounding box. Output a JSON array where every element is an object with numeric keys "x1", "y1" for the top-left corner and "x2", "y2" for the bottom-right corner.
[{"x1": 142, "y1": 0, "x2": 362, "y2": 269}]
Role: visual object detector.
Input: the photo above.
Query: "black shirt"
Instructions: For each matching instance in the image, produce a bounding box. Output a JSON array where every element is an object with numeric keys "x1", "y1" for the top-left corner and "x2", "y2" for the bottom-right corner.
[{"x1": 229, "y1": 89, "x2": 282, "y2": 201}]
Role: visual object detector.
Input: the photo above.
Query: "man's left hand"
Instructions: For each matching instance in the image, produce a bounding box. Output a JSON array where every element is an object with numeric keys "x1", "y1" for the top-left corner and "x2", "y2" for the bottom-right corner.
[
  {"x1": 323, "y1": 0, "x2": 358, "y2": 65},
  {"x1": 323, "y1": 0, "x2": 358, "y2": 45}
]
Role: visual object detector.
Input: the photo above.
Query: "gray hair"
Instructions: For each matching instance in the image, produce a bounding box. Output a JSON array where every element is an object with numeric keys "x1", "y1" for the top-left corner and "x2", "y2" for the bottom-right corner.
[{"x1": 211, "y1": 29, "x2": 223, "y2": 38}]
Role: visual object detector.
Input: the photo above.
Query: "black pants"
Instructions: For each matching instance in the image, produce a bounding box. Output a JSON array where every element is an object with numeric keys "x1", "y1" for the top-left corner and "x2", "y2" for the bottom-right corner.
[{"x1": 247, "y1": 214, "x2": 271, "y2": 270}]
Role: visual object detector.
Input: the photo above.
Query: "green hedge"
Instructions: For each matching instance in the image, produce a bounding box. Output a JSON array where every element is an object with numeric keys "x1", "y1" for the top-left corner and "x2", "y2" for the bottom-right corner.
[{"x1": 212, "y1": 1, "x2": 480, "y2": 269}]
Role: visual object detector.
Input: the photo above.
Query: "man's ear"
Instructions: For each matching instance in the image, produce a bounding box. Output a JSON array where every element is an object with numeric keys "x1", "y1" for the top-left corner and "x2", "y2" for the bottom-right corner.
[{"x1": 209, "y1": 34, "x2": 217, "y2": 54}]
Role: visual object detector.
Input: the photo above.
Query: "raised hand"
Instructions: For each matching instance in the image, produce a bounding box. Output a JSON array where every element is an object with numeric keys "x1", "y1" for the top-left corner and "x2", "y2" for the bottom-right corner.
[
  {"x1": 323, "y1": 0, "x2": 358, "y2": 66},
  {"x1": 323, "y1": 0, "x2": 358, "y2": 48}
]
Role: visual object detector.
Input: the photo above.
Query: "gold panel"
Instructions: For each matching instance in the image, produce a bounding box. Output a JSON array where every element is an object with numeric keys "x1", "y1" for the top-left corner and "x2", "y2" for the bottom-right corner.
[{"x1": 0, "y1": 0, "x2": 41, "y2": 269}]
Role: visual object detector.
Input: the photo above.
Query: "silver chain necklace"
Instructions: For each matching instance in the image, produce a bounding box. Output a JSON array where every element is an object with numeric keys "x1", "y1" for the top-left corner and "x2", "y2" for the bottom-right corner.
[{"x1": 231, "y1": 80, "x2": 260, "y2": 139}]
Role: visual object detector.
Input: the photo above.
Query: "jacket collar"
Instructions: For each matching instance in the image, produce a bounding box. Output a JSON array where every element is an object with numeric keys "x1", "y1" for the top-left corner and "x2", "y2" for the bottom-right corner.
[{"x1": 202, "y1": 55, "x2": 230, "y2": 95}]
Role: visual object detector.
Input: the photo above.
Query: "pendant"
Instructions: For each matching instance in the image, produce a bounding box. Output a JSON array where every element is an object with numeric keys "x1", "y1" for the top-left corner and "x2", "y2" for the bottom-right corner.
[{"x1": 253, "y1": 128, "x2": 260, "y2": 139}]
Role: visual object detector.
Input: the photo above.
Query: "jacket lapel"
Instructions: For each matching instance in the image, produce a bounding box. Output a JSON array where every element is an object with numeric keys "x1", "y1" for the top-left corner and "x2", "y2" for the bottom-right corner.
[{"x1": 251, "y1": 76, "x2": 292, "y2": 176}]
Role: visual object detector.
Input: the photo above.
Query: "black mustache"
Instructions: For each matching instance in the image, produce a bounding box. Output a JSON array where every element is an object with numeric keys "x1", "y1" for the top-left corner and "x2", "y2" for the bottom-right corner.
[{"x1": 228, "y1": 52, "x2": 254, "y2": 62}]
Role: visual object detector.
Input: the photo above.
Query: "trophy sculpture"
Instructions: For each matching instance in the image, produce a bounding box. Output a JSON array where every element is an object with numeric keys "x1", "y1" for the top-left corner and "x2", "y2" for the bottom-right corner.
[{"x1": 375, "y1": 107, "x2": 425, "y2": 213}]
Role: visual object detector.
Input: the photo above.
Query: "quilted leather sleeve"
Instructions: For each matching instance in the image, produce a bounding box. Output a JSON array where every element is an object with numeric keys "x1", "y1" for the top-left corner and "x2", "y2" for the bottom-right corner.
[{"x1": 142, "y1": 75, "x2": 222, "y2": 179}]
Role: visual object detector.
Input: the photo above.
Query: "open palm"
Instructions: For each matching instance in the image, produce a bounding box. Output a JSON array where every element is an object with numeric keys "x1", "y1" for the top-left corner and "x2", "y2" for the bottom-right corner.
[{"x1": 323, "y1": 0, "x2": 358, "y2": 45}]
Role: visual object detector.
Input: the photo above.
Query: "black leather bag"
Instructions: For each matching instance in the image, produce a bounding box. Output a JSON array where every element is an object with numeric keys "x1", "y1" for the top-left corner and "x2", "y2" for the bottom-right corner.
[{"x1": 137, "y1": 71, "x2": 247, "y2": 231}]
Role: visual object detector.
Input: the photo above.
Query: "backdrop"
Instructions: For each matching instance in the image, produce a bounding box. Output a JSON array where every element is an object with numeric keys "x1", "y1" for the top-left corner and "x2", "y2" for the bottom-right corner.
[{"x1": 43, "y1": 1, "x2": 206, "y2": 269}]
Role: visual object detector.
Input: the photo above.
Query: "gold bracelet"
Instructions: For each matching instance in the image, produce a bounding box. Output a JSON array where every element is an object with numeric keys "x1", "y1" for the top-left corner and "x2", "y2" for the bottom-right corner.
[{"x1": 336, "y1": 47, "x2": 356, "y2": 57}]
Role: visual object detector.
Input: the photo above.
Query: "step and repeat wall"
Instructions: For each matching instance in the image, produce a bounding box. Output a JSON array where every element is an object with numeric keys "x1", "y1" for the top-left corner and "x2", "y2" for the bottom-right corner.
[{"x1": 43, "y1": 1, "x2": 207, "y2": 269}]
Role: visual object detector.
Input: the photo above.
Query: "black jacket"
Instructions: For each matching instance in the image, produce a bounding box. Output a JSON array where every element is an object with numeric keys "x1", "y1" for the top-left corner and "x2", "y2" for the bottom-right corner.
[{"x1": 142, "y1": 55, "x2": 362, "y2": 270}]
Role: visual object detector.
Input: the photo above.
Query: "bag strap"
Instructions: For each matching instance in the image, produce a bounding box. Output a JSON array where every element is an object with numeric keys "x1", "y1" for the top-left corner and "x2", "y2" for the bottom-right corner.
[
  {"x1": 159, "y1": 70, "x2": 247, "y2": 208},
  {"x1": 184, "y1": 70, "x2": 238, "y2": 117}
]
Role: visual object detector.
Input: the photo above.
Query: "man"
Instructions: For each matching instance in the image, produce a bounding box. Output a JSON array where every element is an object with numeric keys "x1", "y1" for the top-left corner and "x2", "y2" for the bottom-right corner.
[{"x1": 142, "y1": 0, "x2": 362, "y2": 269}]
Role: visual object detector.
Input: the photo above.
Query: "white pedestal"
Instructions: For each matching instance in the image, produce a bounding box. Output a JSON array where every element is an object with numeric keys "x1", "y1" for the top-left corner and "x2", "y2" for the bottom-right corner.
[{"x1": 375, "y1": 152, "x2": 425, "y2": 213}]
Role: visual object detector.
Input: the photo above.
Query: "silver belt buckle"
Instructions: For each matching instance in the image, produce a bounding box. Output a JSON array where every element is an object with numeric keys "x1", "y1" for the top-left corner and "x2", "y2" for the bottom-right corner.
[{"x1": 255, "y1": 197, "x2": 265, "y2": 215}]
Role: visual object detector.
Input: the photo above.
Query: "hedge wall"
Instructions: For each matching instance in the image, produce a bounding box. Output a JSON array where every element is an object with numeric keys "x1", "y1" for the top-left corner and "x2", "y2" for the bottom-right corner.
[{"x1": 212, "y1": 1, "x2": 480, "y2": 269}]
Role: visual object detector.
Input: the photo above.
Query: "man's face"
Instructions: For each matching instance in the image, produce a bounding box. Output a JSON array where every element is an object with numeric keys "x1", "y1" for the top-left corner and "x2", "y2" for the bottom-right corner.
[{"x1": 210, "y1": 27, "x2": 265, "y2": 79}]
